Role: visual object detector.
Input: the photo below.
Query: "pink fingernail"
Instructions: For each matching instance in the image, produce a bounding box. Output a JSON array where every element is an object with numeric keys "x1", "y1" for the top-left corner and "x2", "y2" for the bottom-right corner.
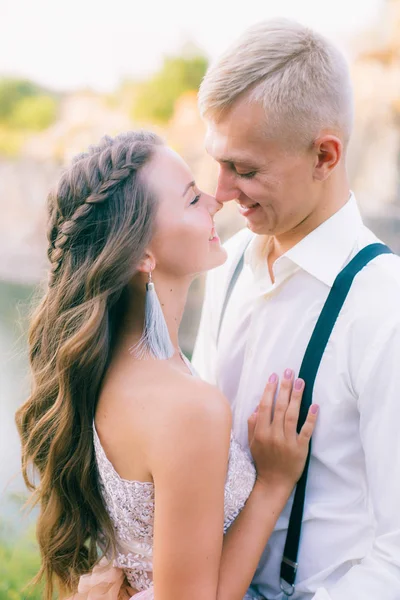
[
  {"x1": 311, "y1": 404, "x2": 319, "y2": 414},
  {"x1": 254, "y1": 405, "x2": 259, "y2": 413},
  {"x1": 268, "y1": 373, "x2": 277, "y2": 384},
  {"x1": 294, "y1": 378, "x2": 304, "y2": 391},
  {"x1": 284, "y1": 369, "x2": 293, "y2": 380}
]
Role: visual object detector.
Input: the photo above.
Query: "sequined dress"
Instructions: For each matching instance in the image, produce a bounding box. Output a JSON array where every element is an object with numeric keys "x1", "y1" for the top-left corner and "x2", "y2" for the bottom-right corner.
[{"x1": 93, "y1": 358, "x2": 257, "y2": 599}]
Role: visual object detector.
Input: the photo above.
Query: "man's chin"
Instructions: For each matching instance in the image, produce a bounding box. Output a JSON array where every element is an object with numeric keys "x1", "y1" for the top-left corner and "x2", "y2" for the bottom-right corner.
[{"x1": 245, "y1": 218, "x2": 273, "y2": 236}]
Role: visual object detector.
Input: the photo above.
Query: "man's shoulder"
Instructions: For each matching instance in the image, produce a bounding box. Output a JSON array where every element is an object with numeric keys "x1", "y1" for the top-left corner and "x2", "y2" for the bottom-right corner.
[
  {"x1": 358, "y1": 230, "x2": 400, "y2": 293},
  {"x1": 351, "y1": 234, "x2": 400, "y2": 320},
  {"x1": 215, "y1": 228, "x2": 254, "y2": 277},
  {"x1": 223, "y1": 227, "x2": 254, "y2": 254}
]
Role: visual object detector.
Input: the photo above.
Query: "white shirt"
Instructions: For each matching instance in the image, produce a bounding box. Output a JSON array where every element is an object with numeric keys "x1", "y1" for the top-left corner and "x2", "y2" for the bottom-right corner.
[{"x1": 192, "y1": 195, "x2": 400, "y2": 600}]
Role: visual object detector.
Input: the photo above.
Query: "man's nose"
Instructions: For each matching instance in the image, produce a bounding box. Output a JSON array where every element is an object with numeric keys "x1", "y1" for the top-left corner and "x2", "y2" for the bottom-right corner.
[{"x1": 215, "y1": 170, "x2": 238, "y2": 204}]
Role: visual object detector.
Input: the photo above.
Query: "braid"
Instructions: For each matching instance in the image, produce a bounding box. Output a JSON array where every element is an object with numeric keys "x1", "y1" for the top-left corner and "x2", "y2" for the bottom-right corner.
[
  {"x1": 47, "y1": 131, "x2": 161, "y2": 287},
  {"x1": 48, "y1": 203, "x2": 92, "y2": 283}
]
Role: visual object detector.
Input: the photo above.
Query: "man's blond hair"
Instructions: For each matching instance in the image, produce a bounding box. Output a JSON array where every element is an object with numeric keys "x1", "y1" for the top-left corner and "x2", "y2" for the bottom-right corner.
[{"x1": 198, "y1": 19, "x2": 354, "y2": 146}]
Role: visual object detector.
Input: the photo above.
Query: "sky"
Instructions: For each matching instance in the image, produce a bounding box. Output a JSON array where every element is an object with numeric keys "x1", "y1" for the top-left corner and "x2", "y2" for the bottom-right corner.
[{"x1": 0, "y1": 0, "x2": 385, "y2": 92}]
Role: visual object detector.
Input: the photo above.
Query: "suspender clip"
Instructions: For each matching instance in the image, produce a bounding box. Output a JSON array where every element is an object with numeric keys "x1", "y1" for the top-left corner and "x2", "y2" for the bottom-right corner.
[
  {"x1": 280, "y1": 578, "x2": 295, "y2": 597},
  {"x1": 280, "y1": 557, "x2": 298, "y2": 597}
]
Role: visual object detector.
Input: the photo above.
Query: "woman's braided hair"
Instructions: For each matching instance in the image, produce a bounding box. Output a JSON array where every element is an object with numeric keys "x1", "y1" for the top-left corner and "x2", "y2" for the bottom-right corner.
[
  {"x1": 16, "y1": 130, "x2": 163, "y2": 599},
  {"x1": 47, "y1": 131, "x2": 161, "y2": 287}
]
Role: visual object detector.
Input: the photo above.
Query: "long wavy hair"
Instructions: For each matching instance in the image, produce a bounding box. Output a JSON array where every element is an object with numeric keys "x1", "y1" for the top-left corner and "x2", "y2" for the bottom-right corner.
[{"x1": 15, "y1": 130, "x2": 163, "y2": 599}]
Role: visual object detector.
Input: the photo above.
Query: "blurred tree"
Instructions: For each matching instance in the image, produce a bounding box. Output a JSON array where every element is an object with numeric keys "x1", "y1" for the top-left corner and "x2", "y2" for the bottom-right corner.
[
  {"x1": 8, "y1": 95, "x2": 58, "y2": 130},
  {"x1": 0, "y1": 78, "x2": 58, "y2": 131},
  {"x1": 131, "y1": 51, "x2": 208, "y2": 123},
  {"x1": 0, "y1": 79, "x2": 39, "y2": 122},
  {"x1": 0, "y1": 78, "x2": 59, "y2": 156}
]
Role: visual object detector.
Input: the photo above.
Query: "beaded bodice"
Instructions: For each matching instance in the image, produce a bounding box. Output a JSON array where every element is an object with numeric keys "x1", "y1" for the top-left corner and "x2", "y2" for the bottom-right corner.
[{"x1": 94, "y1": 426, "x2": 256, "y2": 592}]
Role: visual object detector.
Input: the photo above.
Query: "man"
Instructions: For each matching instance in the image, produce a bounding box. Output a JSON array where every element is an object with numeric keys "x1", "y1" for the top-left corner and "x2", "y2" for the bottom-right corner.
[{"x1": 192, "y1": 18, "x2": 400, "y2": 600}]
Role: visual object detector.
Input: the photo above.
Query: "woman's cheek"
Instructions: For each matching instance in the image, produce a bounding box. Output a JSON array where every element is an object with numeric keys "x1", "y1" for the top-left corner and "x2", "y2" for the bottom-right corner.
[
  {"x1": 185, "y1": 209, "x2": 212, "y2": 235},
  {"x1": 152, "y1": 209, "x2": 213, "y2": 273}
]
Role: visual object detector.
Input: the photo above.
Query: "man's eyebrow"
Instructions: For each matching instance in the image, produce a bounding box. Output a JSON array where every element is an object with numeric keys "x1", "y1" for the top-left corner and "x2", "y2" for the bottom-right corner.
[
  {"x1": 221, "y1": 157, "x2": 254, "y2": 165},
  {"x1": 182, "y1": 180, "x2": 195, "y2": 197},
  {"x1": 204, "y1": 140, "x2": 259, "y2": 166},
  {"x1": 215, "y1": 154, "x2": 258, "y2": 166}
]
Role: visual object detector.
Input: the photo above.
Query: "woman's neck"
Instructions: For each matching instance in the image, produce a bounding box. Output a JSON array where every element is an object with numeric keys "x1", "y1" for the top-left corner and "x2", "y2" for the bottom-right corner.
[{"x1": 117, "y1": 272, "x2": 193, "y2": 354}]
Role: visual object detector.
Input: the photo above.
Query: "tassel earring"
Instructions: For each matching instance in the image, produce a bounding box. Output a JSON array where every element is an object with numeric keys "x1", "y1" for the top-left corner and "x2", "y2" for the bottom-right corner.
[{"x1": 130, "y1": 269, "x2": 175, "y2": 360}]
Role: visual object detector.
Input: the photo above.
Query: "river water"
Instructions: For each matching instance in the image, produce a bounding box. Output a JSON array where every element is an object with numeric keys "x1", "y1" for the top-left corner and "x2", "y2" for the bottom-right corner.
[{"x1": 0, "y1": 280, "x2": 36, "y2": 533}]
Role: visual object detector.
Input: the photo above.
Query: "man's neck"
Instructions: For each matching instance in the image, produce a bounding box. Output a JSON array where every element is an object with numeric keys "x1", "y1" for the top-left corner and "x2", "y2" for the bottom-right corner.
[{"x1": 267, "y1": 184, "x2": 351, "y2": 280}]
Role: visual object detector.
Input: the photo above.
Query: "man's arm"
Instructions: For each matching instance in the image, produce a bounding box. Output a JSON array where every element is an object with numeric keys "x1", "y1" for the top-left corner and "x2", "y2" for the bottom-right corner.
[{"x1": 313, "y1": 318, "x2": 400, "y2": 599}]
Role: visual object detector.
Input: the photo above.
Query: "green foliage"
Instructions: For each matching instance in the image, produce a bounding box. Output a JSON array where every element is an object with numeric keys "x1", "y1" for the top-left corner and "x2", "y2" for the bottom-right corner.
[
  {"x1": 8, "y1": 95, "x2": 58, "y2": 131},
  {"x1": 0, "y1": 527, "x2": 42, "y2": 600},
  {"x1": 132, "y1": 52, "x2": 208, "y2": 123},
  {"x1": 0, "y1": 78, "x2": 59, "y2": 155},
  {"x1": 0, "y1": 79, "x2": 40, "y2": 123}
]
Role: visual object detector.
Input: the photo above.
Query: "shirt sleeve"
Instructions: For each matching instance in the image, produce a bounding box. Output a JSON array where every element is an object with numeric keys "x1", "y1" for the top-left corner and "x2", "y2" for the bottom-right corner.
[
  {"x1": 312, "y1": 317, "x2": 400, "y2": 599},
  {"x1": 191, "y1": 269, "x2": 219, "y2": 385}
]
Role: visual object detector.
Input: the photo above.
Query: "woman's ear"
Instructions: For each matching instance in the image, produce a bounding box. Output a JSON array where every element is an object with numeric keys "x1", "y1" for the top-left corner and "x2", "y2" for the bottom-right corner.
[
  {"x1": 136, "y1": 251, "x2": 156, "y2": 274},
  {"x1": 313, "y1": 134, "x2": 342, "y2": 181}
]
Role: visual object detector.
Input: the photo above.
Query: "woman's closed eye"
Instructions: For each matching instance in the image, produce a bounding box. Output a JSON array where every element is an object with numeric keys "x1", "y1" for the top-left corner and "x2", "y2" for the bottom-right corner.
[{"x1": 190, "y1": 194, "x2": 201, "y2": 206}]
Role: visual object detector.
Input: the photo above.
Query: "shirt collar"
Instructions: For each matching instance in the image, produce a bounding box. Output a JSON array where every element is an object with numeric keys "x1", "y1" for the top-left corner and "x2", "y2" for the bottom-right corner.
[{"x1": 246, "y1": 193, "x2": 364, "y2": 288}]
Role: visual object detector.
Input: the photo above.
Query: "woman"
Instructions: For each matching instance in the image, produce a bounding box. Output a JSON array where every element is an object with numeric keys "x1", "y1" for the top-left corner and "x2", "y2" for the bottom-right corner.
[{"x1": 16, "y1": 131, "x2": 318, "y2": 600}]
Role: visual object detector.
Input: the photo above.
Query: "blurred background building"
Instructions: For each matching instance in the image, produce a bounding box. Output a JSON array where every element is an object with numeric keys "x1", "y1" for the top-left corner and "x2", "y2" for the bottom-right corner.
[{"x1": 0, "y1": 0, "x2": 399, "y2": 596}]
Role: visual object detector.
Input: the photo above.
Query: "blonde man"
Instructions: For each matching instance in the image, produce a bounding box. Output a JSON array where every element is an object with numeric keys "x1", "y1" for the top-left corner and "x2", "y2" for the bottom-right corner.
[{"x1": 193, "y1": 19, "x2": 400, "y2": 600}]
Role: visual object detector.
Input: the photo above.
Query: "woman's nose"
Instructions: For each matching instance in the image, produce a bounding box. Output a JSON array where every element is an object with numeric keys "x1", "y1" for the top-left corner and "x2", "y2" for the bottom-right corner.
[{"x1": 205, "y1": 193, "x2": 223, "y2": 217}]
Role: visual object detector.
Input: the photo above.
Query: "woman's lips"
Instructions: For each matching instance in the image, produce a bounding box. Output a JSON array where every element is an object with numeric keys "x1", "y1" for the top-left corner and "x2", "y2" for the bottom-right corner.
[{"x1": 209, "y1": 226, "x2": 220, "y2": 243}]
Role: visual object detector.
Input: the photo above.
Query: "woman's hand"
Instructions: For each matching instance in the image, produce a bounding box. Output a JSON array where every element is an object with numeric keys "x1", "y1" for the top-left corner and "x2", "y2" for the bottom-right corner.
[{"x1": 247, "y1": 370, "x2": 318, "y2": 492}]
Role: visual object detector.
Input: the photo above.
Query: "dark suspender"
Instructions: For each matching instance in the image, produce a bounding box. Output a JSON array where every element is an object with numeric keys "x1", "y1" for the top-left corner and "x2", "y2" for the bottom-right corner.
[{"x1": 217, "y1": 241, "x2": 393, "y2": 597}]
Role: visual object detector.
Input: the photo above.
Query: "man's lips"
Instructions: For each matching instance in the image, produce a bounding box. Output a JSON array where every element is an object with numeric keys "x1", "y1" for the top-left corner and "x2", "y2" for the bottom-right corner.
[{"x1": 238, "y1": 202, "x2": 260, "y2": 217}]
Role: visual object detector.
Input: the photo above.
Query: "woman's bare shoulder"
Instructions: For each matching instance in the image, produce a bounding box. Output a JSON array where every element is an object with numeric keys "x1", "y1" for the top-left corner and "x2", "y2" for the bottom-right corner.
[
  {"x1": 146, "y1": 368, "x2": 233, "y2": 479},
  {"x1": 125, "y1": 362, "x2": 232, "y2": 437},
  {"x1": 95, "y1": 359, "x2": 232, "y2": 480}
]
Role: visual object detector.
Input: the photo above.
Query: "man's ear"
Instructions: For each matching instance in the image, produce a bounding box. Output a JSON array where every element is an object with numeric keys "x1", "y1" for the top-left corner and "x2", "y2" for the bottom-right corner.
[
  {"x1": 313, "y1": 134, "x2": 342, "y2": 181},
  {"x1": 136, "y1": 251, "x2": 156, "y2": 274}
]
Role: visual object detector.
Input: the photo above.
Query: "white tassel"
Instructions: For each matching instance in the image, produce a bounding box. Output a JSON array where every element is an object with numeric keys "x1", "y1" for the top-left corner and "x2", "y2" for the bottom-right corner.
[{"x1": 130, "y1": 275, "x2": 175, "y2": 360}]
